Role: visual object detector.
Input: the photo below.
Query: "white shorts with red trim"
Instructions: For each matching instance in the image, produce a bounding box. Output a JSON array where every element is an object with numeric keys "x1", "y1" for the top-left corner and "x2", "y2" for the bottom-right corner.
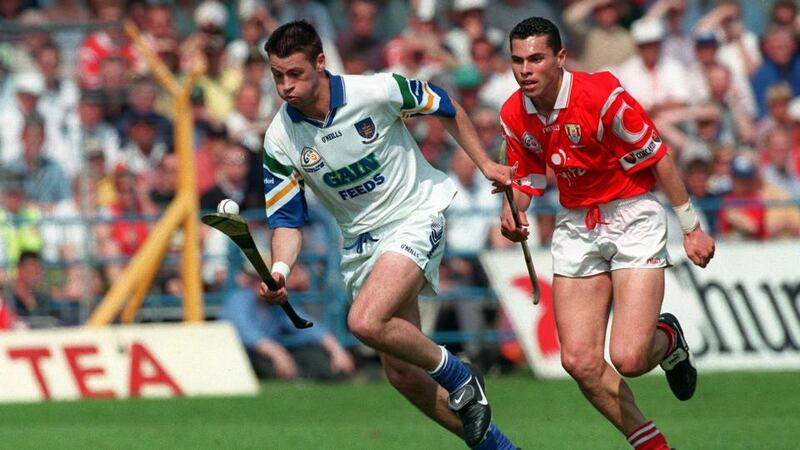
[{"x1": 551, "y1": 192, "x2": 671, "y2": 277}]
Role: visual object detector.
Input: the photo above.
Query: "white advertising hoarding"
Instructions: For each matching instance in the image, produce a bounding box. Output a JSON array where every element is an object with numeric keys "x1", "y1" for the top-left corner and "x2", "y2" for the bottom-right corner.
[
  {"x1": 0, "y1": 322, "x2": 259, "y2": 403},
  {"x1": 481, "y1": 241, "x2": 800, "y2": 378}
]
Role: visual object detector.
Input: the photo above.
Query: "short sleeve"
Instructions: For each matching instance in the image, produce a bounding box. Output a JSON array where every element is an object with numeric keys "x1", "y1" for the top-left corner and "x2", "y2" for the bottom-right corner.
[
  {"x1": 388, "y1": 73, "x2": 456, "y2": 118},
  {"x1": 263, "y1": 133, "x2": 308, "y2": 229},
  {"x1": 598, "y1": 88, "x2": 667, "y2": 173}
]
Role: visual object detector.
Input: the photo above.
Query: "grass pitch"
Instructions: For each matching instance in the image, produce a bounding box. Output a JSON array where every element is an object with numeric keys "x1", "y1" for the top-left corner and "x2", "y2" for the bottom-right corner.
[{"x1": 1, "y1": 371, "x2": 797, "y2": 449}]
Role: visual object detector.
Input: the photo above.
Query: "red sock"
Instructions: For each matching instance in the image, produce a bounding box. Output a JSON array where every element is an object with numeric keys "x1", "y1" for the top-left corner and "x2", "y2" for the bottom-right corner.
[
  {"x1": 657, "y1": 322, "x2": 677, "y2": 355},
  {"x1": 627, "y1": 421, "x2": 669, "y2": 450}
]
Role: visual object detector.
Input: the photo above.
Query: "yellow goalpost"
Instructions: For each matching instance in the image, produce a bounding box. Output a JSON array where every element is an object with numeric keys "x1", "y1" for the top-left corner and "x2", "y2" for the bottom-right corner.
[{"x1": 87, "y1": 21, "x2": 204, "y2": 326}]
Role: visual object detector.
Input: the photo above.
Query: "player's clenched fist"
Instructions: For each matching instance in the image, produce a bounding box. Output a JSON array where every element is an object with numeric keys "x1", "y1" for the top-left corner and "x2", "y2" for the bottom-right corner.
[
  {"x1": 258, "y1": 274, "x2": 289, "y2": 305},
  {"x1": 683, "y1": 227, "x2": 715, "y2": 268},
  {"x1": 500, "y1": 200, "x2": 530, "y2": 243}
]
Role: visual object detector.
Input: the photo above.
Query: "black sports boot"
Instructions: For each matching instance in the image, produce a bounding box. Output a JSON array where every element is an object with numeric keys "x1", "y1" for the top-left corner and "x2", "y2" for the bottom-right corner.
[
  {"x1": 659, "y1": 313, "x2": 697, "y2": 401},
  {"x1": 448, "y1": 363, "x2": 492, "y2": 447}
]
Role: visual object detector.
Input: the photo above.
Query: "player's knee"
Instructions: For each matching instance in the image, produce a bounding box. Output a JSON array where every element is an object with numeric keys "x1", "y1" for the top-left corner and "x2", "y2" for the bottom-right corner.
[
  {"x1": 346, "y1": 313, "x2": 382, "y2": 346},
  {"x1": 561, "y1": 351, "x2": 604, "y2": 383},
  {"x1": 610, "y1": 350, "x2": 649, "y2": 377}
]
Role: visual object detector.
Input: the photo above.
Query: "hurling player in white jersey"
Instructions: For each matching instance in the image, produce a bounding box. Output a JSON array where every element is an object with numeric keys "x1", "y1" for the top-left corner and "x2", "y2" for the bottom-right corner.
[{"x1": 258, "y1": 21, "x2": 518, "y2": 449}]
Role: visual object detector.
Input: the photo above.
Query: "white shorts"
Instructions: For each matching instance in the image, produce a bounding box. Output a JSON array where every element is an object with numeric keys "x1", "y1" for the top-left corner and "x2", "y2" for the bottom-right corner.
[
  {"x1": 340, "y1": 208, "x2": 446, "y2": 303},
  {"x1": 551, "y1": 192, "x2": 671, "y2": 277}
]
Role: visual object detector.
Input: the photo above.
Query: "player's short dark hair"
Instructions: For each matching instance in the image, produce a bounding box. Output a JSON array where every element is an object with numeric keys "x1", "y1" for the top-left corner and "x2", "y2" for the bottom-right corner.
[
  {"x1": 264, "y1": 20, "x2": 323, "y2": 63},
  {"x1": 509, "y1": 17, "x2": 562, "y2": 54}
]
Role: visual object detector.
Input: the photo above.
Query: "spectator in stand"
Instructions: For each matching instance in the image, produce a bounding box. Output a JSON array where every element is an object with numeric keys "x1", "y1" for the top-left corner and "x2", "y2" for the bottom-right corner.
[
  {"x1": 755, "y1": 82, "x2": 795, "y2": 146},
  {"x1": 473, "y1": 37, "x2": 518, "y2": 111},
  {"x1": 705, "y1": 62, "x2": 756, "y2": 147},
  {"x1": 612, "y1": 18, "x2": 691, "y2": 114},
  {"x1": 0, "y1": 71, "x2": 45, "y2": 166},
  {"x1": 472, "y1": 107, "x2": 503, "y2": 161},
  {"x1": 444, "y1": 0, "x2": 505, "y2": 67},
  {"x1": 107, "y1": 164, "x2": 155, "y2": 258},
  {"x1": 9, "y1": 251, "x2": 54, "y2": 324},
  {"x1": 335, "y1": 0, "x2": 384, "y2": 74},
  {"x1": 767, "y1": 1, "x2": 798, "y2": 33},
  {"x1": 222, "y1": 262, "x2": 355, "y2": 381},
  {"x1": 148, "y1": 153, "x2": 178, "y2": 210},
  {"x1": 719, "y1": 154, "x2": 800, "y2": 240},
  {"x1": 563, "y1": 0, "x2": 636, "y2": 72},
  {"x1": 451, "y1": 65, "x2": 483, "y2": 115},
  {"x1": 4, "y1": 9, "x2": 54, "y2": 73},
  {"x1": 225, "y1": 5, "x2": 276, "y2": 70},
  {"x1": 643, "y1": 0, "x2": 695, "y2": 67},
  {"x1": 141, "y1": 4, "x2": 179, "y2": 66},
  {"x1": 115, "y1": 112, "x2": 170, "y2": 184},
  {"x1": 413, "y1": 115, "x2": 455, "y2": 167},
  {"x1": 7, "y1": 117, "x2": 72, "y2": 210},
  {"x1": 708, "y1": 144, "x2": 736, "y2": 196},
  {"x1": 117, "y1": 77, "x2": 172, "y2": 148},
  {"x1": 200, "y1": 141, "x2": 261, "y2": 212},
  {"x1": 760, "y1": 127, "x2": 800, "y2": 201},
  {"x1": 35, "y1": 44, "x2": 79, "y2": 155},
  {"x1": 76, "y1": 0, "x2": 136, "y2": 89},
  {"x1": 97, "y1": 56, "x2": 130, "y2": 125},
  {"x1": 684, "y1": 32, "x2": 717, "y2": 106},
  {"x1": 384, "y1": 11, "x2": 457, "y2": 82},
  {"x1": 195, "y1": 35, "x2": 242, "y2": 124},
  {"x1": 694, "y1": 1, "x2": 760, "y2": 111},
  {"x1": 43, "y1": 0, "x2": 91, "y2": 77},
  {"x1": 226, "y1": 82, "x2": 268, "y2": 153},
  {"x1": 59, "y1": 88, "x2": 121, "y2": 180},
  {"x1": 655, "y1": 102, "x2": 725, "y2": 166},
  {"x1": 241, "y1": 53, "x2": 280, "y2": 122},
  {"x1": 0, "y1": 175, "x2": 43, "y2": 282},
  {"x1": 195, "y1": 122, "x2": 228, "y2": 195},
  {"x1": 751, "y1": 26, "x2": 800, "y2": 119}
]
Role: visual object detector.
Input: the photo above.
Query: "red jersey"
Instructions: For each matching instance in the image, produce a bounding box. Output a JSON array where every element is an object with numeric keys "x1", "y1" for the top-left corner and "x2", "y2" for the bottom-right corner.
[{"x1": 500, "y1": 70, "x2": 668, "y2": 208}]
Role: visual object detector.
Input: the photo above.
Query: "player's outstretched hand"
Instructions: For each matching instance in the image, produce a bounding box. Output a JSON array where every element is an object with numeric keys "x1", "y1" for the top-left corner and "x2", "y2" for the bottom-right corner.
[
  {"x1": 500, "y1": 199, "x2": 530, "y2": 242},
  {"x1": 683, "y1": 227, "x2": 715, "y2": 268},
  {"x1": 258, "y1": 273, "x2": 289, "y2": 304},
  {"x1": 483, "y1": 160, "x2": 516, "y2": 193}
]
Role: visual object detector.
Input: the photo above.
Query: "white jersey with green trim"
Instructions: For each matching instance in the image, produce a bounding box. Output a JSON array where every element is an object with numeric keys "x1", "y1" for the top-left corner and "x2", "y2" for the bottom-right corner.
[{"x1": 262, "y1": 72, "x2": 457, "y2": 239}]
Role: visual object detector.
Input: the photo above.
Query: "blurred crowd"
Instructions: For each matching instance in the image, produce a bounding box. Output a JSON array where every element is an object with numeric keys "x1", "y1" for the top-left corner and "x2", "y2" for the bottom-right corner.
[{"x1": 1, "y1": 0, "x2": 799, "y2": 375}]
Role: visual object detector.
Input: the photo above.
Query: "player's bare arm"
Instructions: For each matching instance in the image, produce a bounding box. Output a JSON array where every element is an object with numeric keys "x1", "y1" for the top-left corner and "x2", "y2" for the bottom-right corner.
[
  {"x1": 650, "y1": 154, "x2": 715, "y2": 267},
  {"x1": 439, "y1": 99, "x2": 514, "y2": 190},
  {"x1": 259, "y1": 227, "x2": 304, "y2": 304},
  {"x1": 500, "y1": 189, "x2": 533, "y2": 242}
]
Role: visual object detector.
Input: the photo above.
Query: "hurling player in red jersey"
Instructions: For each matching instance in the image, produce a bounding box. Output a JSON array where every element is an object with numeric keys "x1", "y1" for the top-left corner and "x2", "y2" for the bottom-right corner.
[{"x1": 498, "y1": 17, "x2": 715, "y2": 450}]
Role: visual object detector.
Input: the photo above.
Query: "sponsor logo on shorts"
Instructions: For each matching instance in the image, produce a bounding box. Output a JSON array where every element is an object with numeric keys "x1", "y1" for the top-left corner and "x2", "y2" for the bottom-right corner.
[
  {"x1": 647, "y1": 257, "x2": 663, "y2": 265},
  {"x1": 300, "y1": 147, "x2": 325, "y2": 173}
]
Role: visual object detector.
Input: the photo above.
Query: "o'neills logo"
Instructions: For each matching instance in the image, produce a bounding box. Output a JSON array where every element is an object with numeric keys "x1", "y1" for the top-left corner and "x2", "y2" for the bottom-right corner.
[{"x1": 300, "y1": 147, "x2": 325, "y2": 173}]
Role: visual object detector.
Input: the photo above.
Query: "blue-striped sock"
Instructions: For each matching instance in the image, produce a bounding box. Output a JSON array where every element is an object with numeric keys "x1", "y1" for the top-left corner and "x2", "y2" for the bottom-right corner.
[
  {"x1": 472, "y1": 424, "x2": 517, "y2": 450},
  {"x1": 427, "y1": 346, "x2": 471, "y2": 394}
]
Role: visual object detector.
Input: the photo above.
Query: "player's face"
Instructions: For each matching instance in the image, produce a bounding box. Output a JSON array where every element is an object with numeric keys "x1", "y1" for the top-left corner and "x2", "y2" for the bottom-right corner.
[
  {"x1": 269, "y1": 52, "x2": 324, "y2": 110},
  {"x1": 510, "y1": 35, "x2": 566, "y2": 101}
]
